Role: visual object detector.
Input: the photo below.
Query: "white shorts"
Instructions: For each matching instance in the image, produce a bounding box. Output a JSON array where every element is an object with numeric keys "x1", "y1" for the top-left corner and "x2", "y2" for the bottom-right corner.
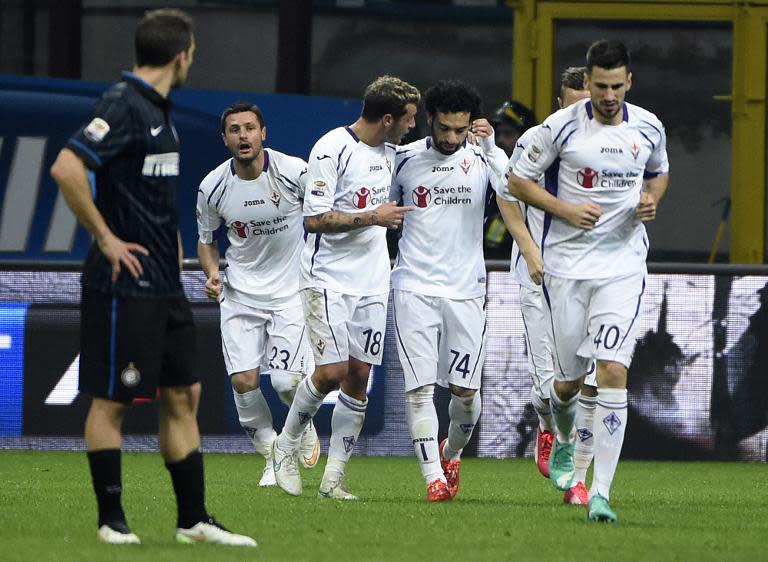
[
  {"x1": 219, "y1": 292, "x2": 308, "y2": 376},
  {"x1": 542, "y1": 271, "x2": 646, "y2": 382},
  {"x1": 519, "y1": 284, "x2": 555, "y2": 399},
  {"x1": 301, "y1": 288, "x2": 388, "y2": 366},
  {"x1": 392, "y1": 290, "x2": 486, "y2": 393}
]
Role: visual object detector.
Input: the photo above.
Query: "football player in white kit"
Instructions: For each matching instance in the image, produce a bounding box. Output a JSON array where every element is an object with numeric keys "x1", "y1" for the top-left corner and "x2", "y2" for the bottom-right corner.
[
  {"x1": 509, "y1": 40, "x2": 669, "y2": 522},
  {"x1": 391, "y1": 80, "x2": 507, "y2": 501},
  {"x1": 197, "y1": 102, "x2": 320, "y2": 487},
  {"x1": 497, "y1": 67, "x2": 596, "y2": 505},
  {"x1": 272, "y1": 76, "x2": 420, "y2": 500}
]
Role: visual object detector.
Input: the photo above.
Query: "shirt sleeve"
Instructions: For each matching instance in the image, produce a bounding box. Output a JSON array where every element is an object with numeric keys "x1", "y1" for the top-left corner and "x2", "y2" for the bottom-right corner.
[
  {"x1": 303, "y1": 137, "x2": 340, "y2": 216},
  {"x1": 66, "y1": 92, "x2": 132, "y2": 170},
  {"x1": 497, "y1": 145, "x2": 527, "y2": 202},
  {"x1": 644, "y1": 122, "x2": 669, "y2": 177},
  {"x1": 511, "y1": 123, "x2": 558, "y2": 183},
  {"x1": 196, "y1": 177, "x2": 223, "y2": 245}
]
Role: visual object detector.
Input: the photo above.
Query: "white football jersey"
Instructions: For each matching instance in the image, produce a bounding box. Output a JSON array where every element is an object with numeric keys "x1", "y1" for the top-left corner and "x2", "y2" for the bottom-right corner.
[
  {"x1": 301, "y1": 126, "x2": 394, "y2": 295},
  {"x1": 499, "y1": 125, "x2": 545, "y2": 290},
  {"x1": 391, "y1": 137, "x2": 501, "y2": 298},
  {"x1": 512, "y1": 99, "x2": 669, "y2": 279},
  {"x1": 197, "y1": 148, "x2": 307, "y2": 309}
]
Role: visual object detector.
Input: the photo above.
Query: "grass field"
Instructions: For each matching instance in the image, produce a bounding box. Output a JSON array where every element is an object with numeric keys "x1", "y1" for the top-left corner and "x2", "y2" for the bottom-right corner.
[{"x1": 0, "y1": 451, "x2": 765, "y2": 561}]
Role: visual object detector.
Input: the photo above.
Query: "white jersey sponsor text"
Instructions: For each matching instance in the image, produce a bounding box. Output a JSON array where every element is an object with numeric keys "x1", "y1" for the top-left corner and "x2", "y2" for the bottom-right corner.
[
  {"x1": 391, "y1": 137, "x2": 501, "y2": 298},
  {"x1": 197, "y1": 148, "x2": 307, "y2": 309},
  {"x1": 301, "y1": 126, "x2": 394, "y2": 295},
  {"x1": 512, "y1": 99, "x2": 669, "y2": 279}
]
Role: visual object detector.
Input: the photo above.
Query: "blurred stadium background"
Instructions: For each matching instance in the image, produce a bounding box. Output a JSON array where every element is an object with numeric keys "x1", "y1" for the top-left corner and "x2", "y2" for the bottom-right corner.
[{"x1": 1, "y1": 0, "x2": 767, "y2": 463}]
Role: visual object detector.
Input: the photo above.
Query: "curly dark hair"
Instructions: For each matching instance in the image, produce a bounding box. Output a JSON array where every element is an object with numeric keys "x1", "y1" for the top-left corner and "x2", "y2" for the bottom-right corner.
[{"x1": 423, "y1": 80, "x2": 482, "y2": 120}]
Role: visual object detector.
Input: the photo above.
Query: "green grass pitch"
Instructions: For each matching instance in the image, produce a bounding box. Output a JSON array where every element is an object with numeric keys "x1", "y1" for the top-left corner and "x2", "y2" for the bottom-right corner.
[{"x1": 0, "y1": 451, "x2": 765, "y2": 561}]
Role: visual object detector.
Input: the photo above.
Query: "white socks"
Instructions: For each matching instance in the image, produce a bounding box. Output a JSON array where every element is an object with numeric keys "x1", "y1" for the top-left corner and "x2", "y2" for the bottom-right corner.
[
  {"x1": 405, "y1": 385, "x2": 442, "y2": 483},
  {"x1": 573, "y1": 393, "x2": 597, "y2": 484},
  {"x1": 530, "y1": 387, "x2": 553, "y2": 432},
  {"x1": 270, "y1": 369, "x2": 302, "y2": 408},
  {"x1": 279, "y1": 376, "x2": 326, "y2": 447},
  {"x1": 443, "y1": 392, "x2": 481, "y2": 460},
  {"x1": 549, "y1": 387, "x2": 579, "y2": 444},
  {"x1": 590, "y1": 388, "x2": 628, "y2": 501},
  {"x1": 326, "y1": 391, "x2": 367, "y2": 477},
  {"x1": 233, "y1": 387, "x2": 276, "y2": 457}
]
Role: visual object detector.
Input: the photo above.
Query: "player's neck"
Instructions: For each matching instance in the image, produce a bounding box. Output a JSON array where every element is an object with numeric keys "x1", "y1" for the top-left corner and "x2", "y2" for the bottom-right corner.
[
  {"x1": 349, "y1": 118, "x2": 385, "y2": 147},
  {"x1": 132, "y1": 65, "x2": 175, "y2": 98},
  {"x1": 233, "y1": 150, "x2": 264, "y2": 181}
]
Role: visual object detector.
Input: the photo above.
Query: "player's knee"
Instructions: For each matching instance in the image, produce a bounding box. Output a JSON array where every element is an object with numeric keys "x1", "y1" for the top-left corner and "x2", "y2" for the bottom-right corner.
[
  {"x1": 88, "y1": 397, "x2": 127, "y2": 425},
  {"x1": 313, "y1": 363, "x2": 346, "y2": 393},
  {"x1": 161, "y1": 383, "x2": 200, "y2": 419},
  {"x1": 596, "y1": 360, "x2": 627, "y2": 388},
  {"x1": 553, "y1": 378, "x2": 580, "y2": 400},
  {"x1": 449, "y1": 384, "x2": 476, "y2": 398},
  {"x1": 270, "y1": 369, "x2": 301, "y2": 395},
  {"x1": 406, "y1": 384, "x2": 434, "y2": 406},
  {"x1": 230, "y1": 369, "x2": 260, "y2": 393}
]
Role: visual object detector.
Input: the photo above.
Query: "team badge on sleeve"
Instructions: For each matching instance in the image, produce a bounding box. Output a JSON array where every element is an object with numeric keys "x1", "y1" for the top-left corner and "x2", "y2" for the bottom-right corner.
[
  {"x1": 311, "y1": 180, "x2": 326, "y2": 197},
  {"x1": 527, "y1": 145, "x2": 542, "y2": 163},
  {"x1": 84, "y1": 117, "x2": 110, "y2": 142}
]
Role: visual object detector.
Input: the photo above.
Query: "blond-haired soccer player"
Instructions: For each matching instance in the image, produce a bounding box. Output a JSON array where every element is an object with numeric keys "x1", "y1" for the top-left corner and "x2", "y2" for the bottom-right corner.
[{"x1": 273, "y1": 76, "x2": 420, "y2": 500}]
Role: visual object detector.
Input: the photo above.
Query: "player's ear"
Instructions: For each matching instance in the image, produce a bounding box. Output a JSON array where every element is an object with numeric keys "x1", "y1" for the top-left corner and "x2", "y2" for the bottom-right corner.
[
  {"x1": 426, "y1": 113, "x2": 433, "y2": 128},
  {"x1": 626, "y1": 72, "x2": 633, "y2": 92},
  {"x1": 221, "y1": 132, "x2": 226, "y2": 146},
  {"x1": 382, "y1": 114, "x2": 394, "y2": 128},
  {"x1": 261, "y1": 126, "x2": 267, "y2": 141}
]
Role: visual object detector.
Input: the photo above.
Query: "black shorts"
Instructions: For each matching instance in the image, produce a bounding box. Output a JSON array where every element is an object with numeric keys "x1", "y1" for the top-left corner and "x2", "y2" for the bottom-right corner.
[{"x1": 79, "y1": 287, "x2": 198, "y2": 403}]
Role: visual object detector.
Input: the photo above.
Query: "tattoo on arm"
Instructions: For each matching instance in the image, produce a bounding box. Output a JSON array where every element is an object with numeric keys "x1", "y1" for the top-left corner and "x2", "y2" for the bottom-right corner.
[{"x1": 309, "y1": 210, "x2": 376, "y2": 233}]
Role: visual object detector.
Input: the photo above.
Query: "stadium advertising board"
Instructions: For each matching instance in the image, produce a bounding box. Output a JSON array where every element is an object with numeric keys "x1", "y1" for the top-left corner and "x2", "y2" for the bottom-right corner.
[{"x1": 1, "y1": 269, "x2": 765, "y2": 461}]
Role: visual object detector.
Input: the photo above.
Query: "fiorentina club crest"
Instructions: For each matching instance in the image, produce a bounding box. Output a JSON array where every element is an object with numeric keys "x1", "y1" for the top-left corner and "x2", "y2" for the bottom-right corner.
[
  {"x1": 630, "y1": 143, "x2": 640, "y2": 160},
  {"x1": 577, "y1": 167, "x2": 598, "y2": 188},
  {"x1": 385, "y1": 158, "x2": 391, "y2": 173},
  {"x1": 459, "y1": 423, "x2": 475, "y2": 434},
  {"x1": 343, "y1": 436, "x2": 356, "y2": 453},
  {"x1": 577, "y1": 427, "x2": 594, "y2": 442},
  {"x1": 603, "y1": 412, "x2": 622, "y2": 435},
  {"x1": 270, "y1": 190, "x2": 281, "y2": 208},
  {"x1": 459, "y1": 158, "x2": 472, "y2": 174},
  {"x1": 412, "y1": 185, "x2": 431, "y2": 208},
  {"x1": 352, "y1": 187, "x2": 371, "y2": 209}
]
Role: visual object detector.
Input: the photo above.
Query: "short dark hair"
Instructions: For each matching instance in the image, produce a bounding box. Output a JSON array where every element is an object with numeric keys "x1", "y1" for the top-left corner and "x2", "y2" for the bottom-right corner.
[
  {"x1": 220, "y1": 102, "x2": 266, "y2": 134},
  {"x1": 586, "y1": 39, "x2": 630, "y2": 72},
  {"x1": 135, "y1": 9, "x2": 194, "y2": 67},
  {"x1": 423, "y1": 80, "x2": 482, "y2": 121},
  {"x1": 560, "y1": 66, "x2": 586, "y2": 95},
  {"x1": 361, "y1": 75, "x2": 421, "y2": 122}
]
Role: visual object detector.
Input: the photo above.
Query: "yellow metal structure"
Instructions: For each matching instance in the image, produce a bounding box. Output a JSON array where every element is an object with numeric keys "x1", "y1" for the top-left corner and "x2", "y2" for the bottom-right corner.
[{"x1": 509, "y1": 0, "x2": 768, "y2": 263}]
